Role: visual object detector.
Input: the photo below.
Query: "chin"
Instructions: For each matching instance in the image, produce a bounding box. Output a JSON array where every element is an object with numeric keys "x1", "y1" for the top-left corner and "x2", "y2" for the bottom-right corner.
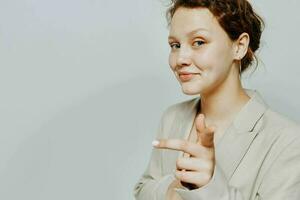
[{"x1": 180, "y1": 83, "x2": 202, "y2": 95}]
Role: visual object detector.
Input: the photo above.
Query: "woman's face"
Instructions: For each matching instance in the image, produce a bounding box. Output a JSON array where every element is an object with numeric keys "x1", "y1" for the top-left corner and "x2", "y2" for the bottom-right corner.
[{"x1": 168, "y1": 7, "x2": 238, "y2": 95}]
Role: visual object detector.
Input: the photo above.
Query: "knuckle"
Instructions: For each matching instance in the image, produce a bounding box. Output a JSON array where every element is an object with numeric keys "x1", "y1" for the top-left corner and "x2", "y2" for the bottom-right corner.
[
  {"x1": 207, "y1": 161, "x2": 214, "y2": 170},
  {"x1": 205, "y1": 149, "x2": 215, "y2": 159},
  {"x1": 201, "y1": 158, "x2": 213, "y2": 168},
  {"x1": 201, "y1": 160, "x2": 211, "y2": 170},
  {"x1": 203, "y1": 172, "x2": 212, "y2": 183},
  {"x1": 182, "y1": 140, "x2": 190, "y2": 151},
  {"x1": 198, "y1": 159, "x2": 212, "y2": 171},
  {"x1": 181, "y1": 172, "x2": 188, "y2": 180}
]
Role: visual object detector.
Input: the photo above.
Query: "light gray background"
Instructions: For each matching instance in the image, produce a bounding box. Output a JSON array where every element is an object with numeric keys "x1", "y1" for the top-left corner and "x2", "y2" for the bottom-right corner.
[{"x1": 0, "y1": 0, "x2": 299, "y2": 199}]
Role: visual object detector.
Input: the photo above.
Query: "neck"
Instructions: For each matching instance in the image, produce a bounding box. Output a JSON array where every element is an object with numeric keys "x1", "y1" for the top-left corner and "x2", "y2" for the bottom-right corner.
[{"x1": 199, "y1": 68, "x2": 250, "y2": 127}]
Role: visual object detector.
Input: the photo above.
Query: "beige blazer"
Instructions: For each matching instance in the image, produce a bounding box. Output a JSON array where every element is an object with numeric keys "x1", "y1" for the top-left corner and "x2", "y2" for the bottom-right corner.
[{"x1": 133, "y1": 89, "x2": 300, "y2": 200}]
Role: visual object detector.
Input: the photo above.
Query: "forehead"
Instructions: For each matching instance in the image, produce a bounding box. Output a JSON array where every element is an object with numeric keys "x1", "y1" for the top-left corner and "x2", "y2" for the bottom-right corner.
[{"x1": 169, "y1": 7, "x2": 219, "y2": 37}]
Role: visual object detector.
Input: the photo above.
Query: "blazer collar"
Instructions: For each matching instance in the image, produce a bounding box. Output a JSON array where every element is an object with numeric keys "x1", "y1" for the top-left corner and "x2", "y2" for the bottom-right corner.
[
  {"x1": 232, "y1": 89, "x2": 268, "y2": 132},
  {"x1": 191, "y1": 88, "x2": 269, "y2": 133},
  {"x1": 178, "y1": 88, "x2": 269, "y2": 180}
]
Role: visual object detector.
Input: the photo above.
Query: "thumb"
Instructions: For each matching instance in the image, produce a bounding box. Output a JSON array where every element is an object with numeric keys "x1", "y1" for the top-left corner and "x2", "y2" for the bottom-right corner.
[
  {"x1": 200, "y1": 126, "x2": 215, "y2": 148},
  {"x1": 195, "y1": 114, "x2": 215, "y2": 148}
]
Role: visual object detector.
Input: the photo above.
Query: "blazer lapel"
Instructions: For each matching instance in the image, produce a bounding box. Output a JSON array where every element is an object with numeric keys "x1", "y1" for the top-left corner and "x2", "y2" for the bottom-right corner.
[
  {"x1": 215, "y1": 90, "x2": 269, "y2": 180},
  {"x1": 168, "y1": 89, "x2": 268, "y2": 181}
]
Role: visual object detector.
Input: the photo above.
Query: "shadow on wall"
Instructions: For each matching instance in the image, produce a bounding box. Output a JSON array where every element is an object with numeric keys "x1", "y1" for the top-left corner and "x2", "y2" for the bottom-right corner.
[{"x1": 0, "y1": 75, "x2": 175, "y2": 200}]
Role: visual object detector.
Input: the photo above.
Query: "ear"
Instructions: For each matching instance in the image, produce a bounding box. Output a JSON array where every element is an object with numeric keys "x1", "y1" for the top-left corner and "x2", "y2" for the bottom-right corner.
[{"x1": 233, "y1": 32, "x2": 250, "y2": 60}]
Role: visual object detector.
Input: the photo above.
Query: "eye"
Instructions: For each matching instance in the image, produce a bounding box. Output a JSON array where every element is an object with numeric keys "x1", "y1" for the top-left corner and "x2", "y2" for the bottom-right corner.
[
  {"x1": 169, "y1": 43, "x2": 180, "y2": 50},
  {"x1": 193, "y1": 40, "x2": 205, "y2": 47}
]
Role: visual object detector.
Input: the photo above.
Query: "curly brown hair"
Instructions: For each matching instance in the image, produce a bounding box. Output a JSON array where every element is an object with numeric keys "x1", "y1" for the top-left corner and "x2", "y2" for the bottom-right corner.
[{"x1": 166, "y1": 0, "x2": 265, "y2": 74}]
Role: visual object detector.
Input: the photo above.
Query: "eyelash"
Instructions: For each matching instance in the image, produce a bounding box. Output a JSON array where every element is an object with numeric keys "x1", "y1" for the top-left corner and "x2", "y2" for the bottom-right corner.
[
  {"x1": 169, "y1": 43, "x2": 180, "y2": 49},
  {"x1": 193, "y1": 40, "x2": 205, "y2": 46},
  {"x1": 169, "y1": 40, "x2": 205, "y2": 50}
]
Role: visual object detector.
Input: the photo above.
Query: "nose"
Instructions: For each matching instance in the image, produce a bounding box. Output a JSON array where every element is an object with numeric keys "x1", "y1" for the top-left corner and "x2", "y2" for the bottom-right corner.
[{"x1": 176, "y1": 48, "x2": 192, "y2": 68}]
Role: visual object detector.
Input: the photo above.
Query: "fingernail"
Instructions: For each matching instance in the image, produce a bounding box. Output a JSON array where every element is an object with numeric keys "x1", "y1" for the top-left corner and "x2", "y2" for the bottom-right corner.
[{"x1": 152, "y1": 140, "x2": 159, "y2": 147}]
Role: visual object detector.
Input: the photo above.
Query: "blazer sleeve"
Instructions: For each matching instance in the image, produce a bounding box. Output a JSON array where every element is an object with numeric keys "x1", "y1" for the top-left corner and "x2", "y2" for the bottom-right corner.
[
  {"x1": 133, "y1": 108, "x2": 177, "y2": 200},
  {"x1": 174, "y1": 163, "x2": 245, "y2": 200},
  {"x1": 257, "y1": 136, "x2": 300, "y2": 200}
]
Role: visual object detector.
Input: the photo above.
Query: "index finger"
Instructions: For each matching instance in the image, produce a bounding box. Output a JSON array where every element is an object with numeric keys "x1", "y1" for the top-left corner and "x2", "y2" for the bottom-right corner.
[{"x1": 152, "y1": 138, "x2": 205, "y2": 157}]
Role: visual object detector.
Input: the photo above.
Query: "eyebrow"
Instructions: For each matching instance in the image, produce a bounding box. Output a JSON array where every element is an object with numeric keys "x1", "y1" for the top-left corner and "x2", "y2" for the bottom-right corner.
[{"x1": 168, "y1": 28, "x2": 209, "y2": 40}]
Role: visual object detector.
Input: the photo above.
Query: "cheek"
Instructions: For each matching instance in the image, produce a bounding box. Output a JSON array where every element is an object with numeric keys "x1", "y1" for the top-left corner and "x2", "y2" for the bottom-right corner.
[
  {"x1": 168, "y1": 53, "x2": 177, "y2": 71},
  {"x1": 212, "y1": 43, "x2": 234, "y2": 66},
  {"x1": 192, "y1": 51, "x2": 213, "y2": 71},
  {"x1": 194, "y1": 44, "x2": 232, "y2": 72}
]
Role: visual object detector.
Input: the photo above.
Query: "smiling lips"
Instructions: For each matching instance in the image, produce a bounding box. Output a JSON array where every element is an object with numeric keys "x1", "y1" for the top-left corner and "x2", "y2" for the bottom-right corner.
[{"x1": 178, "y1": 72, "x2": 199, "y2": 82}]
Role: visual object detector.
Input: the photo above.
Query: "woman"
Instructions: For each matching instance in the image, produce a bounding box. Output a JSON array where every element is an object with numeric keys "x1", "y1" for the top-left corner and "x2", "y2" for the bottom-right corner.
[{"x1": 133, "y1": 0, "x2": 300, "y2": 199}]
